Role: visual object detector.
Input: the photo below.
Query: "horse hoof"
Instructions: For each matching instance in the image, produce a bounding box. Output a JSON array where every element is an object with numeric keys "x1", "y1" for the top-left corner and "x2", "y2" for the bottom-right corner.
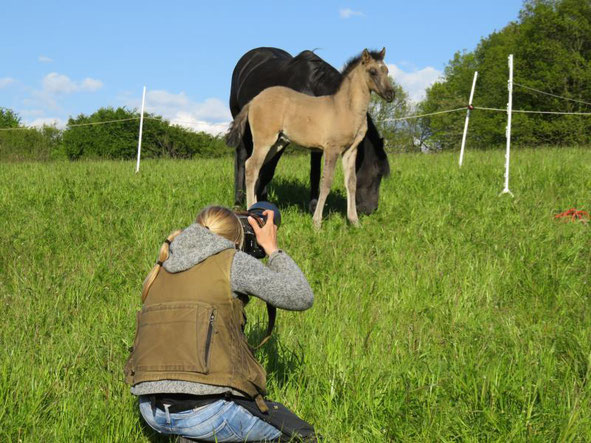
[
  {"x1": 349, "y1": 219, "x2": 360, "y2": 228},
  {"x1": 313, "y1": 219, "x2": 322, "y2": 230}
]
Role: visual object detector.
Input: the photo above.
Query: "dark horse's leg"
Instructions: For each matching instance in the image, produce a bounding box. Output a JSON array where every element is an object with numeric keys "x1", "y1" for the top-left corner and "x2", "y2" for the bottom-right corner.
[
  {"x1": 256, "y1": 149, "x2": 286, "y2": 202},
  {"x1": 234, "y1": 145, "x2": 247, "y2": 207},
  {"x1": 234, "y1": 125, "x2": 253, "y2": 207},
  {"x1": 309, "y1": 151, "x2": 322, "y2": 213}
]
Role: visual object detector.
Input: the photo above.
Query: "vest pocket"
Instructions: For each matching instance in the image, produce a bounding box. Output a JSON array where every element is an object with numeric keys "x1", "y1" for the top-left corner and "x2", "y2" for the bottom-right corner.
[{"x1": 133, "y1": 303, "x2": 215, "y2": 374}]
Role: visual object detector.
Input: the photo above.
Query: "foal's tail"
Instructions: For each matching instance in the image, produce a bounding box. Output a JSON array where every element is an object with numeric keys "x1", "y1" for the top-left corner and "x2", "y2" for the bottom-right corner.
[{"x1": 225, "y1": 103, "x2": 250, "y2": 148}]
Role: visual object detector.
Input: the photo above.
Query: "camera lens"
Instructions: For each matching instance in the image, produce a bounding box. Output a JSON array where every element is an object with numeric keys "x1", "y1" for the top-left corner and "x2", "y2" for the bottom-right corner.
[{"x1": 246, "y1": 202, "x2": 281, "y2": 227}]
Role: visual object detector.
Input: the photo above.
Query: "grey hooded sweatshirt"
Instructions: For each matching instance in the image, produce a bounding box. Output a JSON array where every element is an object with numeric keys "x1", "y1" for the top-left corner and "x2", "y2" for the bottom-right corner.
[{"x1": 131, "y1": 223, "x2": 314, "y2": 397}]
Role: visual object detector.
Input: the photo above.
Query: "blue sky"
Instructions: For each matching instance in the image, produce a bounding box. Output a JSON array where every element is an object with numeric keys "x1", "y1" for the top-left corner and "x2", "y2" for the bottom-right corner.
[{"x1": 1, "y1": 1, "x2": 524, "y2": 134}]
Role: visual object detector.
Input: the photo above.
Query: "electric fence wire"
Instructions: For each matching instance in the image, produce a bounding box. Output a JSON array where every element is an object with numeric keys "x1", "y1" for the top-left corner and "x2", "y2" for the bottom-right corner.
[
  {"x1": 3, "y1": 100, "x2": 591, "y2": 132},
  {"x1": 0, "y1": 115, "x2": 195, "y2": 131},
  {"x1": 379, "y1": 107, "x2": 466, "y2": 122},
  {"x1": 473, "y1": 106, "x2": 591, "y2": 116},
  {"x1": 0, "y1": 117, "x2": 142, "y2": 131},
  {"x1": 513, "y1": 82, "x2": 591, "y2": 107}
]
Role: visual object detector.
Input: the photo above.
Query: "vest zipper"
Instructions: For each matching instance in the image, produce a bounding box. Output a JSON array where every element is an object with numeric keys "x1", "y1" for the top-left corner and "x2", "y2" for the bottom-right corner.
[{"x1": 204, "y1": 311, "x2": 215, "y2": 368}]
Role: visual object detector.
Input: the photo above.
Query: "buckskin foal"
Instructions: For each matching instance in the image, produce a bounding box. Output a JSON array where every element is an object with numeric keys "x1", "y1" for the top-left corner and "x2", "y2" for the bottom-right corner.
[{"x1": 226, "y1": 48, "x2": 394, "y2": 229}]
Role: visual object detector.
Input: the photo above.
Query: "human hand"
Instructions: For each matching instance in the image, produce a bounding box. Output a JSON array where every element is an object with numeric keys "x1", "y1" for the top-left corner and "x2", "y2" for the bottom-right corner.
[{"x1": 248, "y1": 210, "x2": 278, "y2": 256}]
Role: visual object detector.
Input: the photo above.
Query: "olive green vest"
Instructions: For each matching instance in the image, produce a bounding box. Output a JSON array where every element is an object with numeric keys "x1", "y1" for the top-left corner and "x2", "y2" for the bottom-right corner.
[{"x1": 124, "y1": 248, "x2": 267, "y2": 399}]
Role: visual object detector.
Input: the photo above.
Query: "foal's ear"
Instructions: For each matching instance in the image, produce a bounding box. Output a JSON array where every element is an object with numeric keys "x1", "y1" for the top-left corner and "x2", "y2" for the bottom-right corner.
[
  {"x1": 379, "y1": 47, "x2": 386, "y2": 59},
  {"x1": 361, "y1": 49, "x2": 371, "y2": 64}
]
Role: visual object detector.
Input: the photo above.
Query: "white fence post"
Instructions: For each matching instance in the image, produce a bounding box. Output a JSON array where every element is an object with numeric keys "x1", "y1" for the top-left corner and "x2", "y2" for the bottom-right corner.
[
  {"x1": 500, "y1": 55, "x2": 514, "y2": 196},
  {"x1": 459, "y1": 71, "x2": 478, "y2": 167},
  {"x1": 135, "y1": 86, "x2": 146, "y2": 173}
]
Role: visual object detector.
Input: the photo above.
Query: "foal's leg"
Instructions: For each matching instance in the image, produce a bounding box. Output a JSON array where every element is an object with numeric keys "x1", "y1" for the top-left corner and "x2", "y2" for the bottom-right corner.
[
  {"x1": 245, "y1": 134, "x2": 285, "y2": 208},
  {"x1": 245, "y1": 150, "x2": 266, "y2": 209},
  {"x1": 312, "y1": 150, "x2": 339, "y2": 229},
  {"x1": 342, "y1": 142, "x2": 362, "y2": 227},
  {"x1": 233, "y1": 125, "x2": 251, "y2": 207}
]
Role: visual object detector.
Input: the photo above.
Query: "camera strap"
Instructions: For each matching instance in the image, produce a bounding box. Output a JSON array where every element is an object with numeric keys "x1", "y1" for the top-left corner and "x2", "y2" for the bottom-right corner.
[{"x1": 254, "y1": 303, "x2": 276, "y2": 349}]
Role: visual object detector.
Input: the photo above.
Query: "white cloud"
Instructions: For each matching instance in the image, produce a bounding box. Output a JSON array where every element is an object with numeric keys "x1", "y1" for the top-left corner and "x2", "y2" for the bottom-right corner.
[
  {"x1": 147, "y1": 90, "x2": 190, "y2": 108},
  {"x1": 38, "y1": 55, "x2": 53, "y2": 63},
  {"x1": 146, "y1": 91, "x2": 231, "y2": 121},
  {"x1": 23, "y1": 73, "x2": 104, "y2": 112},
  {"x1": 171, "y1": 112, "x2": 230, "y2": 136},
  {"x1": 29, "y1": 117, "x2": 66, "y2": 128},
  {"x1": 339, "y1": 8, "x2": 364, "y2": 19},
  {"x1": 43, "y1": 73, "x2": 77, "y2": 94},
  {"x1": 42, "y1": 73, "x2": 103, "y2": 94},
  {"x1": 388, "y1": 64, "x2": 442, "y2": 102},
  {"x1": 7, "y1": 73, "x2": 102, "y2": 127},
  {"x1": 124, "y1": 89, "x2": 232, "y2": 136},
  {"x1": 0, "y1": 77, "x2": 15, "y2": 88},
  {"x1": 80, "y1": 78, "x2": 103, "y2": 91}
]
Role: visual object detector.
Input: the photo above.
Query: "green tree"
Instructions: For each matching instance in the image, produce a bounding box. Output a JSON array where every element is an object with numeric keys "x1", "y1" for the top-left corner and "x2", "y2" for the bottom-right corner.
[
  {"x1": 0, "y1": 108, "x2": 65, "y2": 161},
  {"x1": 0, "y1": 125, "x2": 64, "y2": 161},
  {"x1": 62, "y1": 107, "x2": 230, "y2": 160},
  {"x1": 0, "y1": 108, "x2": 22, "y2": 128},
  {"x1": 369, "y1": 80, "x2": 424, "y2": 152},
  {"x1": 421, "y1": 0, "x2": 591, "y2": 149}
]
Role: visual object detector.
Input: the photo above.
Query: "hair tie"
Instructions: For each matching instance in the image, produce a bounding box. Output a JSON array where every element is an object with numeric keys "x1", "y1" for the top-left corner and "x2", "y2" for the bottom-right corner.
[
  {"x1": 156, "y1": 261, "x2": 163, "y2": 266},
  {"x1": 164, "y1": 239, "x2": 171, "y2": 245},
  {"x1": 204, "y1": 226, "x2": 210, "y2": 230}
]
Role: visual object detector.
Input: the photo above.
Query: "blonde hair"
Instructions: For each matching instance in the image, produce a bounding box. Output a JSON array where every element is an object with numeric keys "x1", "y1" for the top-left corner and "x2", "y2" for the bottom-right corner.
[
  {"x1": 141, "y1": 206, "x2": 243, "y2": 303},
  {"x1": 196, "y1": 205, "x2": 244, "y2": 249},
  {"x1": 141, "y1": 229, "x2": 183, "y2": 302}
]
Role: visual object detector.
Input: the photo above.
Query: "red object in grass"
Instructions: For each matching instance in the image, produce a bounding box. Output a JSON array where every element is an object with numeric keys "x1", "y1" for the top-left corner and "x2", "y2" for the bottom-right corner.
[{"x1": 554, "y1": 208, "x2": 590, "y2": 222}]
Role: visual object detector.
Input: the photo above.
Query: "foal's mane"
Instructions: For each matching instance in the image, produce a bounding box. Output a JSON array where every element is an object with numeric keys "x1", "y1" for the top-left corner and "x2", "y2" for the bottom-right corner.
[{"x1": 341, "y1": 50, "x2": 385, "y2": 78}]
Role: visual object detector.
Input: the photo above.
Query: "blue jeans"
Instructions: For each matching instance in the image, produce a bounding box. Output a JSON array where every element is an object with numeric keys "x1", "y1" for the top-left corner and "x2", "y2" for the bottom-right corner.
[{"x1": 139, "y1": 396, "x2": 282, "y2": 442}]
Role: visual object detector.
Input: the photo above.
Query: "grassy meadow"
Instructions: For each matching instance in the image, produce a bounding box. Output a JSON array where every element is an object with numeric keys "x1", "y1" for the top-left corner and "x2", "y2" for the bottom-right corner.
[{"x1": 1, "y1": 147, "x2": 590, "y2": 441}]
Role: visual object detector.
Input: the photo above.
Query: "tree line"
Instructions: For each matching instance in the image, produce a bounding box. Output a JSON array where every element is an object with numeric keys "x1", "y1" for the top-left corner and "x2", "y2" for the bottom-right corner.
[{"x1": 0, "y1": 107, "x2": 230, "y2": 162}]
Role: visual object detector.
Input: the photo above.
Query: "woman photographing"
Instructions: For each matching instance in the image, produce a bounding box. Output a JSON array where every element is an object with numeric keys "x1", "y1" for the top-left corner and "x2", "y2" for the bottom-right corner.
[{"x1": 125, "y1": 205, "x2": 315, "y2": 442}]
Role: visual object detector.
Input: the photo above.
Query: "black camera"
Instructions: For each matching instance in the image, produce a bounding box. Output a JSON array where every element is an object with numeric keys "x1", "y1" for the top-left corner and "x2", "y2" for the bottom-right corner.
[{"x1": 236, "y1": 202, "x2": 281, "y2": 258}]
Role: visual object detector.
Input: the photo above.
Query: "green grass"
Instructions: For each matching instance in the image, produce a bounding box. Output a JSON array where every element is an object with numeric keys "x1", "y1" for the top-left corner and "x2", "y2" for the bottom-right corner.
[{"x1": 1, "y1": 148, "x2": 590, "y2": 442}]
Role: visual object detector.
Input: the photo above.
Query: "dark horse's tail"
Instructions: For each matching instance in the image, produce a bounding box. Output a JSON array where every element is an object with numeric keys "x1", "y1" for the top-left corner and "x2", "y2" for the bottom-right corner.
[{"x1": 225, "y1": 103, "x2": 251, "y2": 148}]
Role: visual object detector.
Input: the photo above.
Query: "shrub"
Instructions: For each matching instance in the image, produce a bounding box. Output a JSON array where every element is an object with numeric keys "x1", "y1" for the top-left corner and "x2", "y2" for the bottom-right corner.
[
  {"x1": 62, "y1": 107, "x2": 231, "y2": 160},
  {"x1": 0, "y1": 126, "x2": 64, "y2": 162}
]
